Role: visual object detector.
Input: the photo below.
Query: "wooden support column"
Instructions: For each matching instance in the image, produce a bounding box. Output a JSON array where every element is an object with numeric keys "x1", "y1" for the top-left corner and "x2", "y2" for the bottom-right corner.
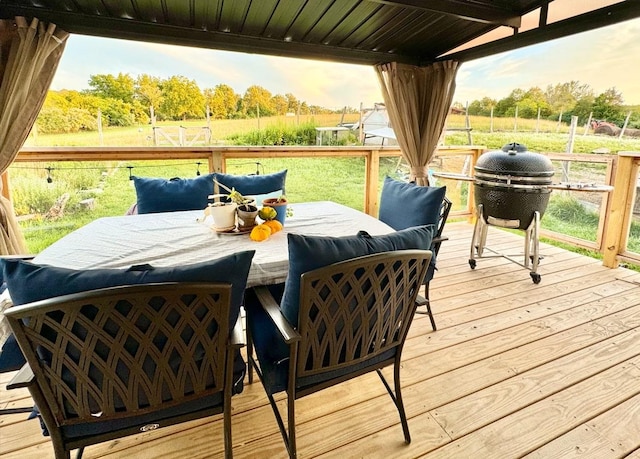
[
  {"x1": 364, "y1": 149, "x2": 380, "y2": 216},
  {"x1": 602, "y1": 151, "x2": 640, "y2": 267},
  {"x1": 1, "y1": 171, "x2": 11, "y2": 201}
]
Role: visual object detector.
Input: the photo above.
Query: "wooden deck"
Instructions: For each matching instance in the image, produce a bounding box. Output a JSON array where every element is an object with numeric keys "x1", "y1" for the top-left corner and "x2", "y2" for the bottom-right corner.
[{"x1": 3, "y1": 221, "x2": 640, "y2": 458}]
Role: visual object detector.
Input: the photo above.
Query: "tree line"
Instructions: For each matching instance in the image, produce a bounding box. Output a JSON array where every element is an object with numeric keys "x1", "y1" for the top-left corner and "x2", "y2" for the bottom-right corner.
[
  {"x1": 460, "y1": 81, "x2": 640, "y2": 129},
  {"x1": 37, "y1": 73, "x2": 357, "y2": 134}
]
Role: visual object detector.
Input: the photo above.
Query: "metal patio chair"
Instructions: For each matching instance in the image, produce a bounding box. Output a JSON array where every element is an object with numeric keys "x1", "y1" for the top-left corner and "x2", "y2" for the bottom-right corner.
[
  {"x1": 246, "y1": 250, "x2": 431, "y2": 458},
  {"x1": 6, "y1": 282, "x2": 243, "y2": 459}
]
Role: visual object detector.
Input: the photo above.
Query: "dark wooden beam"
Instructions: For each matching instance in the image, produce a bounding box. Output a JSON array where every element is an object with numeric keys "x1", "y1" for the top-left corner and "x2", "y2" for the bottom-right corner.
[
  {"x1": 439, "y1": 1, "x2": 640, "y2": 62},
  {"x1": 368, "y1": 0, "x2": 521, "y2": 28}
]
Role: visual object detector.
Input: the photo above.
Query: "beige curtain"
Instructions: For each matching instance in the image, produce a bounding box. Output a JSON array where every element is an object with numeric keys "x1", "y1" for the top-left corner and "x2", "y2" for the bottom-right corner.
[
  {"x1": 0, "y1": 17, "x2": 68, "y2": 254},
  {"x1": 375, "y1": 61, "x2": 459, "y2": 186}
]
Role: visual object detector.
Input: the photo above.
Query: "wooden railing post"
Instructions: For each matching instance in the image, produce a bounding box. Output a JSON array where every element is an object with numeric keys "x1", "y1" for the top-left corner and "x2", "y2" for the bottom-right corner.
[
  {"x1": 364, "y1": 148, "x2": 380, "y2": 216},
  {"x1": 602, "y1": 151, "x2": 640, "y2": 267}
]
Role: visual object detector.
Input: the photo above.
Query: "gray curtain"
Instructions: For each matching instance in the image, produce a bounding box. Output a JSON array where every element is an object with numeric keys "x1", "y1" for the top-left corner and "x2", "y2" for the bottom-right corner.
[
  {"x1": 375, "y1": 61, "x2": 459, "y2": 186},
  {"x1": 0, "y1": 16, "x2": 68, "y2": 254}
]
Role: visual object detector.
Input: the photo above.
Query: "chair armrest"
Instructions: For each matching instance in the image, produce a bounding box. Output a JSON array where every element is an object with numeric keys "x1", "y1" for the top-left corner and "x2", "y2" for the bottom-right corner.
[
  {"x1": 230, "y1": 317, "x2": 245, "y2": 348},
  {"x1": 432, "y1": 235, "x2": 449, "y2": 244},
  {"x1": 253, "y1": 286, "x2": 301, "y2": 344},
  {"x1": 7, "y1": 363, "x2": 34, "y2": 390}
]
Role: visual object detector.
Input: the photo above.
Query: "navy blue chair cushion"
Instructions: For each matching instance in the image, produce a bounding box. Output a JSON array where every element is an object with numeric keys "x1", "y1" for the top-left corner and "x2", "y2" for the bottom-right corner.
[
  {"x1": 281, "y1": 226, "x2": 433, "y2": 325},
  {"x1": 133, "y1": 173, "x2": 215, "y2": 214},
  {"x1": 3, "y1": 251, "x2": 255, "y2": 401},
  {"x1": 213, "y1": 170, "x2": 287, "y2": 197},
  {"x1": 378, "y1": 176, "x2": 446, "y2": 231},
  {"x1": 247, "y1": 226, "x2": 433, "y2": 393},
  {"x1": 0, "y1": 334, "x2": 25, "y2": 372}
]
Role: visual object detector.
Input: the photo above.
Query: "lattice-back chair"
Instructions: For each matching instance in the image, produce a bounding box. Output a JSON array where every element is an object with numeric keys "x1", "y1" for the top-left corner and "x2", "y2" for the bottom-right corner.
[
  {"x1": 415, "y1": 196, "x2": 452, "y2": 330},
  {"x1": 6, "y1": 282, "x2": 242, "y2": 459},
  {"x1": 378, "y1": 176, "x2": 451, "y2": 331},
  {"x1": 246, "y1": 250, "x2": 431, "y2": 458}
]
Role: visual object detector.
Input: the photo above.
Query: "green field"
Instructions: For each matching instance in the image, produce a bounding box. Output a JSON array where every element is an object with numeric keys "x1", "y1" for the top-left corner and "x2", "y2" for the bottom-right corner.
[{"x1": 12, "y1": 114, "x2": 640, "y2": 258}]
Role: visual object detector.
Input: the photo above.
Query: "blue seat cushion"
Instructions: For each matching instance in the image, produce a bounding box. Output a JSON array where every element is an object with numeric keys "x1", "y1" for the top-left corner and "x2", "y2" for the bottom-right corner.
[
  {"x1": 133, "y1": 173, "x2": 215, "y2": 214},
  {"x1": 378, "y1": 176, "x2": 446, "y2": 231},
  {"x1": 379, "y1": 176, "x2": 446, "y2": 282},
  {"x1": 247, "y1": 226, "x2": 433, "y2": 393},
  {"x1": 213, "y1": 170, "x2": 287, "y2": 198},
  {"x1": 0, "y1": 334, "x2": 25, "y2": 372},
  {"x1": 3, "y1": 251, "x2": 255, "y2": 414}
]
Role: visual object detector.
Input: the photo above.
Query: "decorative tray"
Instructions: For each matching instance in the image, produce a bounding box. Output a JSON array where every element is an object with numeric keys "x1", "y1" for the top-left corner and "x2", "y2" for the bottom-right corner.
[{"x1": 214, "y1": 225, "x2": 254, "y2": 235}]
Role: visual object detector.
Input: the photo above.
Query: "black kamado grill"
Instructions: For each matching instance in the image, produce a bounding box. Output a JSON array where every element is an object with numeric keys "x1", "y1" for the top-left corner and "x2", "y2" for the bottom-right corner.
[{"x1": 470, "y1": 143, "x2": 554, "y2": 284}]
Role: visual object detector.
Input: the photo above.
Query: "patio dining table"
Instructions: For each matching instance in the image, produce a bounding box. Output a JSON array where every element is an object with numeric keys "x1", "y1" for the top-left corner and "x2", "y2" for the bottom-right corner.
[{"x1": 0, "y1": 201, "x2": 393, "y2": 344}]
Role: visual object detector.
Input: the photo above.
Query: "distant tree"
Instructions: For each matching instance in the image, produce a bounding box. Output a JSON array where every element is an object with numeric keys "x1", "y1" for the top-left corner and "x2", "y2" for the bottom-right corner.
[
  {"x1": 88, "y1": 73, "x2": 135, "y2": 104},
  {"x1": 495, "y1": 88, "x2": 526, "y2": 116},
  {"x1": 468, "y1": 97, "x2": 497, "y2": 116},
  {"x1": 271, "y1": 94, "x2": 288, "y2": 115},
  {"x1": 205, "y1": 84, "x2": 239, "y2": 119},
  {"x1": 299, "y1": 101, "x2": 311, "y2": 115},
  {"x1": 242, "y1": 85, "x2": 274, "y2": 117},
  {"x1": 591, "y1": 87, "x2": 625, "y2": 124},
  {"x1": 135, "y1": 74, "x2": 163, "y2": 122},
  {"x1": 285, "y1": 93, "x2": 300, "y2": 113},
  {"x1": 159, "y1": 75, "x2": 205, "y2": 120}
]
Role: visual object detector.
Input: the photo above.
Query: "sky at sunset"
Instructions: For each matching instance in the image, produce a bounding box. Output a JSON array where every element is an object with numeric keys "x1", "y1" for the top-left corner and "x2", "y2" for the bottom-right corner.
[{"x1": 50, "y1": 15, "x2": 640, "y2": 110}]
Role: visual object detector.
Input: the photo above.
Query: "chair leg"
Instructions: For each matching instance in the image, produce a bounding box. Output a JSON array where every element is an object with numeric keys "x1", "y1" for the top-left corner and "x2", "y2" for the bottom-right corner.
[
  {"x1": 376, "y1": 366, "x2": 411, "y2": 444},
  {"x1": 415, "y1": 282, "x2": 437, "y2": 331}
]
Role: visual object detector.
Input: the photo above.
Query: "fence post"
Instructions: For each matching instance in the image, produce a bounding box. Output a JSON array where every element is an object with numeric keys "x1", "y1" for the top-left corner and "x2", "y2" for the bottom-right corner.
[
  {"x1": 364, "y1": 148, "x2": 380, "y2": 216},
  {"x1": 602, "y1": 151, "x2": 640, "y2": 267}
]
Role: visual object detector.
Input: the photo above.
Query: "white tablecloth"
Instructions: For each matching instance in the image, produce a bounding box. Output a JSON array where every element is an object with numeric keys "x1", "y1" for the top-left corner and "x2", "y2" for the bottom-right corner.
[
  {"x1": 1, "y1": 202, "x2": 392, "y2": 345},
  {"x1": 33, "y1": 201, "x2": 393, "y2": 287}
]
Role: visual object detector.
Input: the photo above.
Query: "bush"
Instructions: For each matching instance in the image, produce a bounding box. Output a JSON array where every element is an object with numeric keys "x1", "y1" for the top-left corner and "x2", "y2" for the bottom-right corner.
[{"x1": 227, "y1": 122, "x2": 323, "y2": 146}]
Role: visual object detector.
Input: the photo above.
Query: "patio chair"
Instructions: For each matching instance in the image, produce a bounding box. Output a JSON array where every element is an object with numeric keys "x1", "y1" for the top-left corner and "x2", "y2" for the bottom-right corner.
[
  {"x1": 246, "y1": 249, "x2": 431, "y2": 458},
  {"x1": 6, "y1": 282, "x2": 243, "y2": 459},
  {"x1": 415, "y1": 196, "x2": 452, "y2": 330},
  {"x1": 378, "y1": 176, "x2": 450, "y2": 330}
]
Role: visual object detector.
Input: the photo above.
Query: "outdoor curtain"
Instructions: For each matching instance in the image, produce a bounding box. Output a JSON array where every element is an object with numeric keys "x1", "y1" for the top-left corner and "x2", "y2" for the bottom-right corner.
[
  {"x1": 375, "y1": 61, "x2": 459, "y2": 186},
  {"x1": 0, "y1": 17, "x2": 68, "y2": 254}
]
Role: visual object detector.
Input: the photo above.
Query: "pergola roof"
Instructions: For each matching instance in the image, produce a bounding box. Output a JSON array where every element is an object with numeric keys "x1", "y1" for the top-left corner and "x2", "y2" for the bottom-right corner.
[{"x1": 1, "y1": 1, "x2": 639, "y2": 66}]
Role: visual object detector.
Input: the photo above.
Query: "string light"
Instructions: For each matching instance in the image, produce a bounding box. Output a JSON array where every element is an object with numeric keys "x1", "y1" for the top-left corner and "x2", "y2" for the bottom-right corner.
[
  {"x1": 195, "y1": 162, "x2": 202, "y2": 176},
  {"x1": 127, "y1": 166, "x2": 134, "y2": 180},
  {"x1": 45, "y1": 167, "x2": 53, "y2": 183}
]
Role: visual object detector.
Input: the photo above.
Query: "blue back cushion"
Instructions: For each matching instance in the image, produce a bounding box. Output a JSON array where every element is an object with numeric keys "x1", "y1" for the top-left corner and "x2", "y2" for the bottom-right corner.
[
  {"x1": 280, "y1": 226, "x2": 434, "y2": 326},
  {"x1": 379, "y1": 176, "x2": 446, "y2": 230},
  {"x1": 133, "y1": 173, "x2": 215, "y2": 214},
  {"x1": 213, "y1": 170, "x2": 287, "y2": 197},
  {"x1": 4, "y1": 251, "x2": 255, "y2": 329}
]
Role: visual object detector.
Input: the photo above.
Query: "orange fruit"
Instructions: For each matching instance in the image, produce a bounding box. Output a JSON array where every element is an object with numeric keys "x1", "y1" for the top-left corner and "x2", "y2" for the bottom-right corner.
[
  {"x1": 250, "y1": 224, "x2": 272, "y2": 242},
  {"x1": 263, "y1": 220, "x2": 283, "y2": 233}
]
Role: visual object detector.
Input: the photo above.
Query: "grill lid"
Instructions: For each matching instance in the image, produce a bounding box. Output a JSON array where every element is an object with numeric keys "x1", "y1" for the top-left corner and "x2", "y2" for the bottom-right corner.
[{"x1": 475, "y1": 143, "x2": 554, "y2": 178}]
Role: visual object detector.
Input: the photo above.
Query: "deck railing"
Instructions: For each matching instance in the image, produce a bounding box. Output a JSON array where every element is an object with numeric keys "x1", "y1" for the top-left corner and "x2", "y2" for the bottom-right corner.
[{"x1": 6, "y1": 146, "x2": 640, "y2": 268}]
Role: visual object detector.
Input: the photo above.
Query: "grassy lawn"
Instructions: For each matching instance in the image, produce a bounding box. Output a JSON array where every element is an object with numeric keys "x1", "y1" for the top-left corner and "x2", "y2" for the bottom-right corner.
[{"x1": 12, "y1": 114, "x2": 640, "y2": 260}]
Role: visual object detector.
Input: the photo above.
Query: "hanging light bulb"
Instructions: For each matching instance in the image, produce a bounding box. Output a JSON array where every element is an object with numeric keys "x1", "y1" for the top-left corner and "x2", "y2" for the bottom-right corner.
[
  {"x1": 196, "y1": 162, "x2": 202, "y2": 176},
  {"x1": 127, "y1": 166, "x2": 134, "y2": 180},
  {"x1": 45, "y1": 167, "x2": 53, "y2": 184}
]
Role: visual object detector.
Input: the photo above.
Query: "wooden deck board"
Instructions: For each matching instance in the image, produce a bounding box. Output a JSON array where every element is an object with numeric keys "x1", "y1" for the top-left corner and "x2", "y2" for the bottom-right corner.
[{"x1": 2, "y1": 221, "x2": 640, "y2": 458}]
